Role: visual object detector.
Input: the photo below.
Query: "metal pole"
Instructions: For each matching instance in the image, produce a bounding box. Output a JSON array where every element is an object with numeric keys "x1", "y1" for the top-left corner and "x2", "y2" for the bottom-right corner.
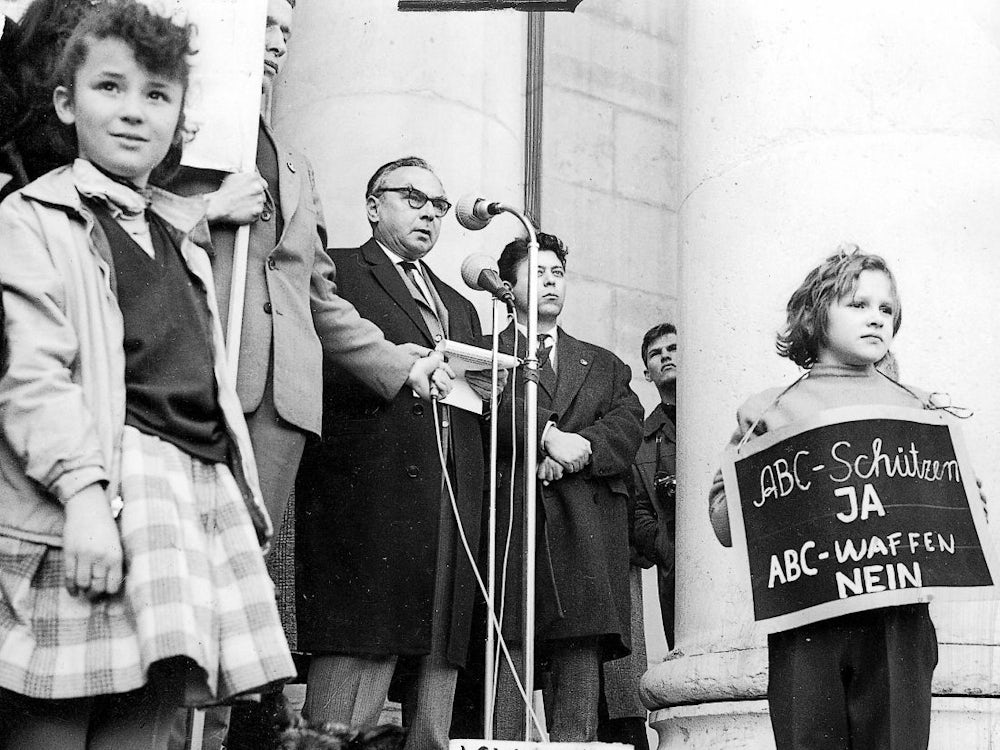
[
  {"x1": 483, "y1": 300, "x2": 504, "y2": 740},
  {"x1": 464, "y1": 204, "x2": 537, "y2": 740},
  {"x1": 522, "y1": 229, "x2": 540, "y2": 742}
]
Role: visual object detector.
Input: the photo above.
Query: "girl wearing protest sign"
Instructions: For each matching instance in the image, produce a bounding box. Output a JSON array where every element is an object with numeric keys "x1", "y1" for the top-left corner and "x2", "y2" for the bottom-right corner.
[
  {"x1": 0, "y1": 2, "x2": 293, "y2": 746},
  {"x1": 709, "y1": 246, "x2": 942, "y2": 750}
]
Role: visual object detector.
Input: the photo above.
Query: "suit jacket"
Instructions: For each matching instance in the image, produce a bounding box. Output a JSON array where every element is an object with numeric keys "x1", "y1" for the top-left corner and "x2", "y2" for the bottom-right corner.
[
  {"x1": 295, "y1": 238, "x2": 486, "y2": 666},
  {"x1": 633, "y1": 403, "x2": 677, "y2": 648},
  {"x1": 169, "y1": 121, "x2": 411, "y2": 436},
  {"x1": 494, "y1": 324, "x2": 643, "y2": 661}
]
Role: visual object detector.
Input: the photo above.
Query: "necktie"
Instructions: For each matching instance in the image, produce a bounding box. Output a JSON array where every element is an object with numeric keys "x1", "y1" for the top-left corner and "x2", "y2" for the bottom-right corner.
[
  {"x1": 538, "y1": 333, "x2": 557, "y2": 372},
  {"x1": 537, "y1": 333, "x2": 557, "y2": 393},
  {"x1": 537, "y1": 333, "x2": 552, "y2": 367},
  {"x1": 401, "y1": 260, "x2": 446, "y2": 339},
  {"x1": 400, "y1": 261, "x2": 431, "y2": 306}
]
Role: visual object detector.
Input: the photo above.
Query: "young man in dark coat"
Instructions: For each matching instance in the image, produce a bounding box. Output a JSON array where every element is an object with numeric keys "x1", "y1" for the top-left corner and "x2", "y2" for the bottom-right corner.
[
  {"x1": 633, "y1": 323, "x2": 679, "y2": 649},
  {"x1": 295, "y1": 156, "x2": 491, "y2": 750},
  {"x1": 489, "y1": 232, "x2": 644, "y2": 742}
]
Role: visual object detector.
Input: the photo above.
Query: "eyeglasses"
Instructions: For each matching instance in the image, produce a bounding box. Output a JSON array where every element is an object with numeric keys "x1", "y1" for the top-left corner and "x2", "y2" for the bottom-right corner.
[{"x1": 373, "y1": 186, "x2": 451, "y2": 217}]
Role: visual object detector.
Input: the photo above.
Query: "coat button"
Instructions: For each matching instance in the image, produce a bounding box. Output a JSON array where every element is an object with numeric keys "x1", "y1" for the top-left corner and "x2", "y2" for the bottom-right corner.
[
  {"x1": 267, "y1": 258, "x2": 277, "y2": 270},
  {"x1": 434, "y1": 333, "x2": 443, "y2": 342},
  {"x1": 261, "y1": 209, "x2": 272, "y2": 221},
  {"x1": 263, "y1": 302, "x2": 273, "y2": 314},
  {"x1": 406, "y1": 465, "x2": 420, "y2": 478},
  {"x1": 412, "y1": 404, "x2": 424, "y2": 416}
]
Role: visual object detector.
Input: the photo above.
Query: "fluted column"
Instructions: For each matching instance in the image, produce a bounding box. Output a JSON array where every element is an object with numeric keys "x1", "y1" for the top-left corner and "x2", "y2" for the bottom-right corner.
[{"x1": 642, "y1": 2, "x2": 1000, "y2": 747}]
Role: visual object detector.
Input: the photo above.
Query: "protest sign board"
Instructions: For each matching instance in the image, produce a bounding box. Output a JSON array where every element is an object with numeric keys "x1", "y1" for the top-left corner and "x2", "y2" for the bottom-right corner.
[
  {"x1": 173, "y1": 0, "x2": 267, "y2": 173},
  {"x1": 722, "y1": 405, "x2": 1000, "y2": 633},
  {"x1": 150, "y1": 0, "x2": 266, "y2": 375}
]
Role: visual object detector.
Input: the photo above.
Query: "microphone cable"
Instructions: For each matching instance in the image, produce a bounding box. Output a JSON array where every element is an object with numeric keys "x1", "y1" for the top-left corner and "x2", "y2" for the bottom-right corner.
[{"x1": 429, "y1": 314, "x2": 545, "y2": 739}]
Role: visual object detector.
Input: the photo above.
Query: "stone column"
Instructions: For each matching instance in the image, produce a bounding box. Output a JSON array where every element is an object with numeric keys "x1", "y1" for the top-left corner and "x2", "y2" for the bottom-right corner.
[
  {"x1": 272, "y1": 0, "x2": 528, "y2": 319},
  {"x1": 642, "y1": 2, "x2": 1000, "y2": 747}
]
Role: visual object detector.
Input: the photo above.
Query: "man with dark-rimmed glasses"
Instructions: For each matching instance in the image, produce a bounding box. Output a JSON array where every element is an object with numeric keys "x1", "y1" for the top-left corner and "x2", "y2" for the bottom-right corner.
[{"x1": 295, "y1": 156, "x2": 492, "y2": 750}]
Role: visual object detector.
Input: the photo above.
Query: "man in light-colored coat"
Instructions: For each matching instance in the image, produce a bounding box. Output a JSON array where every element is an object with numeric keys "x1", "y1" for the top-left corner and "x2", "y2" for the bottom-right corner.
[{"x1": 167, "y1": 3, "x2": 446, "y2": 748}]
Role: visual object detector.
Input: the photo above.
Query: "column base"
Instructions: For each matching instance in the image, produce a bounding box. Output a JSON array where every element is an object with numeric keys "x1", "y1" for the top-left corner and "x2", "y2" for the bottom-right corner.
[{"x1": 648, "y1": 697, "x2": 1000, "y2": 750}]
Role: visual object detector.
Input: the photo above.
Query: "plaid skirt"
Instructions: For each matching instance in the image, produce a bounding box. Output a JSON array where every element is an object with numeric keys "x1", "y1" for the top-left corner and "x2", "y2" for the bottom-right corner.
[{"x1": 0, "y1": 426, "x2": 295, "y2": 702}]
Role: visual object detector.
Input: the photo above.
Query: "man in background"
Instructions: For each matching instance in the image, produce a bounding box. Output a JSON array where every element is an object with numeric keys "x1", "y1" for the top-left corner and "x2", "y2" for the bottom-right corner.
[{"x1": 633, "y1": 323, "x2": 678, "y2": 649}]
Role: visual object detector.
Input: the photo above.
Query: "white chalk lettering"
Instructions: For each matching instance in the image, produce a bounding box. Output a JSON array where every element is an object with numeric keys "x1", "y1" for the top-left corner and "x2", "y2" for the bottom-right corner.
[
  {"x1": 835, "y1": 562, "x2": 923, "y2": 598},
  {"x1": 756, "y1": 451, "x2": 813, "y2": 507},
  {"x1": 836, "y1": 531, "x2": 948, "y2": 562},
  {"x1": 834, "y1": 483, "x2": 886, "y2": 523},
  {"x1": 828, "y1": 439, "x2": 960, "y2": 485},
  {"x1": 767, "y1": 542, "x2": 819, "y2": 588},
  {"x1": 939, "y1": 533, "x2": 955, "y2": 554}
]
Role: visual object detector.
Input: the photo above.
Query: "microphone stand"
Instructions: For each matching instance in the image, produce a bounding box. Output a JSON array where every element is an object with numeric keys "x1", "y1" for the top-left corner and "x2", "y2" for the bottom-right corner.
[
  {"x1": 487, "y1": 206, "x2": 539, "y2": 742},
  {"x1": 461, "y1": 201, "x2": 539, "y2": 742},
  {"x1": 484, "y1": 298, "x2": 503, "y2": 741},
  {"x1": 521, "y1": 221, "x2": 540, "y2": 743}
]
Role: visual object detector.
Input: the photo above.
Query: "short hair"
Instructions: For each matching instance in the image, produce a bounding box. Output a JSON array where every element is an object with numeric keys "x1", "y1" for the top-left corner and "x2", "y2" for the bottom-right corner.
[
  {"x1": 52, "y1": 0, "x2": 195, "y2": 185},
  {"x1": 641, "y1": 322, "x2": 677, "y2": 364},
  {"x1": 776, "y1": 244, "x2": 902, "y2": 369},
  {"x1": 366, "y1": 156, "x2": 434, "y2": 200},
  {"x1": 497, "y1": 232, "x2": 568, "y2": 286}
]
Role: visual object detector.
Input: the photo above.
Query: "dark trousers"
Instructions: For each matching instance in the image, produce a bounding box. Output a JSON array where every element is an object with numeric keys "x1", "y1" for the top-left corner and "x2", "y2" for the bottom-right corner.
[
  {"x1": 767, "y1": 604, "x2": 937, "y2": 750},
  {"x1": 658, "y1": 566, "x2": 675, "y2": 651},
  {"x1": 493, "y1": 640, "x2": 602, "y2": 742}
]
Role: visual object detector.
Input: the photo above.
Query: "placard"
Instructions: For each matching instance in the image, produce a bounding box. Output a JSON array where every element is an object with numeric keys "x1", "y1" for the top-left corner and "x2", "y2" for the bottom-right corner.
[
  {"x1": 162, "y1": 0, "x2": 267, "y2": 173},
  {"x1": 722, "y1": 405, "x2": 1000, "y2": 633}
]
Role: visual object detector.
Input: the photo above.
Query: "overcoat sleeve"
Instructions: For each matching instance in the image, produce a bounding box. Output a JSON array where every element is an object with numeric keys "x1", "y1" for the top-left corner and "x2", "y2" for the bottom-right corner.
[
  {"x1": 633, "y1": 463, "x2": 666, "y2": 567},
  {"x1": 305, "y1": 162, "x2": 416, "y2": 401},
  {"x1": 576, "y1": 356, "x2": 643, "y2": 479}
]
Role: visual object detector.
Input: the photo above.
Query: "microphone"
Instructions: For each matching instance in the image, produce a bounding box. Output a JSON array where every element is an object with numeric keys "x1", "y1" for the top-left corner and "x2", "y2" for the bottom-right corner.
[
  {"x1": 461, "y1": 253, "x2": 514, "y2": 306},
  {"x1": 455, "y1": 195, "x2": 503, "y2": 231}
]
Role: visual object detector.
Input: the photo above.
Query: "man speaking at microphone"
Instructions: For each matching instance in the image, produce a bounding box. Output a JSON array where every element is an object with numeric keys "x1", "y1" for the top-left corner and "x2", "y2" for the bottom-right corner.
[
  {"x1": 489, "y1": 231, "x2": 643, "y2": 742},
  {"x1": 295, "y1": 156, "x2": 497, "y2": 750}
]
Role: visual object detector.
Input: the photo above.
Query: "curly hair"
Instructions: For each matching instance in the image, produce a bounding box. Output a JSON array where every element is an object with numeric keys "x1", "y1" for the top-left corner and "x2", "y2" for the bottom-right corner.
[
  {"x1": 51, "y1": 0, "x2": 195, "y2": 183},
  {"x1": 497, "y1": 231, "x2": 568, "y2": 286},
  {"x1": 54, "y1": 0, "x2": 194, "y2": 93},
  {"x1": 776, "y1": 244, "x2": 902, "y2": 369}
]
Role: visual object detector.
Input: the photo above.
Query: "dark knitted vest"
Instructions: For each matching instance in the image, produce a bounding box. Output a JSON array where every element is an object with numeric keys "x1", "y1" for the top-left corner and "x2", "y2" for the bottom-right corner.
[{"x1": 91, "y1": 202, "x2": 228, "y2": 463}]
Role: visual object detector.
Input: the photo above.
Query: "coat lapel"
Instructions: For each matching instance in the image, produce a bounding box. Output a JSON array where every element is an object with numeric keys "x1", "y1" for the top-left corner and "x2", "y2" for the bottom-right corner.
[
  {"x1": 263, "y1": 121, "x2": 301, "y2": 243},
  {"x1": 360, "y1": 239, "x2": 435, "y2": 345},
  {"x1": 551, "y1": 329, "x2": 592, "y2": 415}
]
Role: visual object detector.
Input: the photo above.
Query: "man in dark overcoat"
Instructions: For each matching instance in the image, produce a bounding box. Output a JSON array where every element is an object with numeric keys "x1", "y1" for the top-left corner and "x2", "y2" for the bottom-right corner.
[
  {"x1": 294, "y1": 156, "x2": 489, "y2": 750},
  {"x1": 489, "y1": 232, "x2": 643, "y2": 742}
]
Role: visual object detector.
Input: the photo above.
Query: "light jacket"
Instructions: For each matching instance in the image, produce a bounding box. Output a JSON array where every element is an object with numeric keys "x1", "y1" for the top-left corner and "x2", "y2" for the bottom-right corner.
[{"x1": 0, "y1": 160, "x2": 269, "y2": 547}]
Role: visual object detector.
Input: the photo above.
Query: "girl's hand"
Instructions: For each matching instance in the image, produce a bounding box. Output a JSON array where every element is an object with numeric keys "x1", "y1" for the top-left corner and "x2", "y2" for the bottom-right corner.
[{"x1": 62, "y1": 485, "x2": 123, "y2": 599}]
